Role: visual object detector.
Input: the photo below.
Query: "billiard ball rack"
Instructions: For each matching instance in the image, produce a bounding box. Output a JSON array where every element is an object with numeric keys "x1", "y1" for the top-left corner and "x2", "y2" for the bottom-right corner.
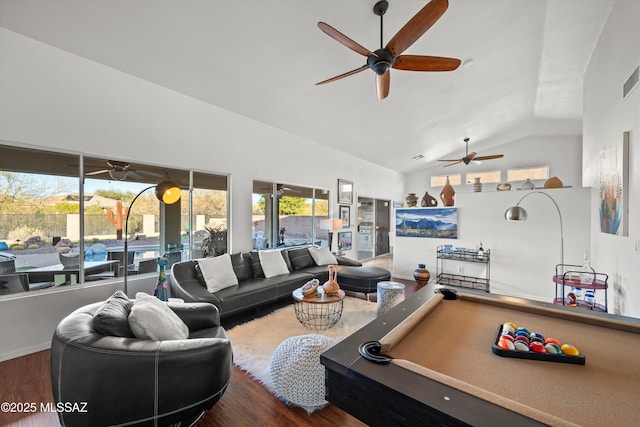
[
  {"x1": 492, "y1": 325, "x2": 586, "y2": 365},
  {"x1": 553, "y1": 264, "x2": 608, "y2": 312}
]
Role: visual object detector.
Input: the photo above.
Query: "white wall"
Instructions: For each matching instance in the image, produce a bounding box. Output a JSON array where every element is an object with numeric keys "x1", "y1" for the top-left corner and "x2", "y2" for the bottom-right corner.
[
  {"x1": 394, "y1": 188, "x2": 592, "y2": 304},
  {"x1": 583, "y1": 0, "x2": 640, "y2": 317},
  {"x1": 0, "y1": 29, "x2": 405, "y2": 360}
]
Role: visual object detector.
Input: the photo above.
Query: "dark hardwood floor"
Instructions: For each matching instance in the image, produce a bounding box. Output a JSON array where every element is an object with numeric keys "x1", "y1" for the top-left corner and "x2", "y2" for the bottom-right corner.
[{"x1": 0, "y1": 255, "x2": 414, "y2": 427}]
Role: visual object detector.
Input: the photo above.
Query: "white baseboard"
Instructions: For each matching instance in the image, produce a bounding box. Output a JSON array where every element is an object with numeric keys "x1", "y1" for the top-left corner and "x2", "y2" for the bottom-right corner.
[{"x1": 0, "y1": 341, "x2": 51, "y2": 362}]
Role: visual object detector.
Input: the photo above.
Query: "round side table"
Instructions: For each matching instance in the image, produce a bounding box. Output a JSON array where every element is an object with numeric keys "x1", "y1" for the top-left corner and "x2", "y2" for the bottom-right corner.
[{"x1": 292, "y1": 287, "x2": 345, "y2": 330}]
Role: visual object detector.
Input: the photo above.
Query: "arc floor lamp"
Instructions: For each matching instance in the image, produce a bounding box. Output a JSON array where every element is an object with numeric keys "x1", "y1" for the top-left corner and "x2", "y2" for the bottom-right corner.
[
  {"x1": 504, "y1": 191, "x2": 564, "y2": 267},
  {"x1": 124, "y1": 180, "x2": 181, "y2": 295}
]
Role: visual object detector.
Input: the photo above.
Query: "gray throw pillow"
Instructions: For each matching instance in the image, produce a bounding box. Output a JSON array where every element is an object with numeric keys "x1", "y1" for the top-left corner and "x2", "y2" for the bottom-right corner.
[
  {"x1": 249, "y1": 251, "x2": 265, "y2": 278},
  {"x1": 92, "y1": 290, "x2": 135, "y2": 337},
  {"x1": 231, "y1": 252, "x2": 253, "y2": 281},
  {"x1": 288, "y1": 248, "x2": 315, "y2": 270},
  {"x1": 281, "y1": 250, "x2": 294, "y2": 272}
]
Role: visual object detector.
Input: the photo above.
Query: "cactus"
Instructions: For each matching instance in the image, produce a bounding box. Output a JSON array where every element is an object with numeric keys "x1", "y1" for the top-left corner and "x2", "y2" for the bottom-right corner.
[{"x1": 107, "y1": 201, "x2": 129, "y2": 240}]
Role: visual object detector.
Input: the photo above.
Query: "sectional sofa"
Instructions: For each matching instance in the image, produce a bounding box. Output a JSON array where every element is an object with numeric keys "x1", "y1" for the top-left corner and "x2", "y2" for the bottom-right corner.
[{"x1": 170, "y1": 246, "x2": 390, "y2": 318}]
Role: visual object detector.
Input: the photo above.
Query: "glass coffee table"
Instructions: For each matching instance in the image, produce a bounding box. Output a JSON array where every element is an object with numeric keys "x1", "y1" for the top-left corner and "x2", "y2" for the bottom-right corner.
[{"x1": 292, "y1": 286, "x2": 345, "y2": 330}]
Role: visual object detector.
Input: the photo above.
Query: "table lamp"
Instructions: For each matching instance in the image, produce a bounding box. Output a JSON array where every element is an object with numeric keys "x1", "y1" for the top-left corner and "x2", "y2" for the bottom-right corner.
[
  {"x1": 320, "y1": 218, "x2": 343, "y2": 252},
  {"x1": 124, "y1": 180, "x2": 181, "y2": 295}
]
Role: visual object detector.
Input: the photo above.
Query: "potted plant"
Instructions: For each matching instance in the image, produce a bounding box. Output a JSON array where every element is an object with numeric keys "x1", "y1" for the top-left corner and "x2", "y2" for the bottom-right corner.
[{"x1": 201, "y1": 224, "x2": 227, "y2": 257}]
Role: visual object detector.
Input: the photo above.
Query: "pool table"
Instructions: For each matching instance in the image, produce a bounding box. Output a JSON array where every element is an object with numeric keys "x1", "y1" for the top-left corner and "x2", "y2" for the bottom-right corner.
[{"x1": 320, "y1": 285, "x2": 640, "y2": 427}]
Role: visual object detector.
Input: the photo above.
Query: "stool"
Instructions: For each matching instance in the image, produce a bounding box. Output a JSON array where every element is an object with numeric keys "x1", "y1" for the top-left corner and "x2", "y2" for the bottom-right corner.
[
  {"x1": 270, "y1": 334, "x2": 336, "y2": 412},
  {"x1": 377, "y1": 281, "x2": 405, "y2": 316}
]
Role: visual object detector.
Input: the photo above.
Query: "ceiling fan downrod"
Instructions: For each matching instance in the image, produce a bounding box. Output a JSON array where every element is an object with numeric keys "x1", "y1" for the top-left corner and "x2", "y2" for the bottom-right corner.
[
  {"x1": 373, "y1": 0, "x2": 389, "y2": 49},
  {"x1": 370, "y1": 1, "x2": 391, "y2": 75}
]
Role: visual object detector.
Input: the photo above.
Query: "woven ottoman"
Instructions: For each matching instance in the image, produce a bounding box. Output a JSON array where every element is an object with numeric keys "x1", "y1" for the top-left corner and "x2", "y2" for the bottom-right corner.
[{"x1": 270, "y1": 334, "x2": 336, "y2": 412}]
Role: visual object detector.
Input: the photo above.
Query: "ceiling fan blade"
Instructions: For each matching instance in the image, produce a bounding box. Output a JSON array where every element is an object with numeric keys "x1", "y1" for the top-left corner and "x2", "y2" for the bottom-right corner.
[
  {"x1": 316, "y1": 64, "x2": 368, "y2": 85},
  {"x1": 474, "y1": 154, "x2": 504, "y2": 161},
  {"x1": 385, "y1": 0, "x2": 449, "y2": 57},
  {"x1": 393, "y1": 55, "x2": 461, "y2": 72},
  {"x1": 127, "y1": 171, "x2": 144, "y2": 181},
  {"x1": 134, "y1": 169, "x2": 163, "y2": 178},
  {"x1": 318, "y1": 22, "x2": 378, "y2": 58},
  {"x1": 376, "y1": 71, "x2": 390, "y2": 100},
  {"x1": 443, "y1": 160, "x2": 462, "y2": 167},
  {"x1": 438, "y1": 159, "x2": 462, "y2": 162},
  {"x1": 85, "y1": 169, "x2": 109, "y2": 176}
]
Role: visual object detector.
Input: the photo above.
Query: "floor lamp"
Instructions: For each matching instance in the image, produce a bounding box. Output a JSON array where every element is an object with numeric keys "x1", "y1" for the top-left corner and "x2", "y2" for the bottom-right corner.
[
  {"x1": 320, "y1": 219, "x2": 343, "y2": 253},
  {"x1": 123, "y1": 180, "x2": 181, "y2": 295},
  {"x1": 504, "y1": 191, "x2": 564, "y2": 267}
]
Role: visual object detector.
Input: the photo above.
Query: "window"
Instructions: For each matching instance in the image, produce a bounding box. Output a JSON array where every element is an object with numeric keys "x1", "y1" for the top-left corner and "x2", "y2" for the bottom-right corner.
[
  {"x1": 507, "y1": 166, "x2": 549, "y2": 182},
  {"x1": 0, "y1": 142, "x2": 228, "y2": 297},
  {"x1": 431, "y1": 174, "x2": 462, "y2": 187},
  {"x1": 466, "y1": 171, "x2": 501, "y2": 185},
  {"x1": 252, "y1": 180, "x2": 329, "y2": 250}
]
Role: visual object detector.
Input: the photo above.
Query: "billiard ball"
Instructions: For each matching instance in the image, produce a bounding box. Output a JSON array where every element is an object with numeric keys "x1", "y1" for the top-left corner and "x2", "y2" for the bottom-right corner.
[
  {"x1": 544, "y1": 338, "x2": 561, "y2": 346},
  {"x1": 500, "y1": 333, "x2": 515, "y2": 343},
  {"x1": 498, "y1": 338, "x2": 515, "y2": 351},
  {"x1": 544, "y1": 343, "x2": 562, "y2": 354},
  {"x1": 561, "y1": 344, "x2": 580, "y2": 356},
  {"x1": 530, "y1": 332, "x2": 545, "y2": 342},
  {"x1": 530, "y1": 341, "x2": 546, "y2": 353},
  {"x1": 502, "y1": 323, "x2": 516, "y2": 335},
  {"x1": 514, "y1": 340, "x2": 530, "y2": 352}
]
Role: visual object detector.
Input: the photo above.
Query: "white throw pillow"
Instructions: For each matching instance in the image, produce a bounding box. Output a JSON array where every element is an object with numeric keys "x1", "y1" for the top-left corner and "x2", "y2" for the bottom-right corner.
[
  {"x1": 128, "y1": 292, "x2": 189, "y2": 340},
  {"x1": 197, "y1": 254, "x2": 239, "y2": 293},
  {"x1": 308, "y1": 247, "x2": 338, "y2": 266},
  {"x1": 258, "y1": 250, "x2": 290, "y2": 278}
]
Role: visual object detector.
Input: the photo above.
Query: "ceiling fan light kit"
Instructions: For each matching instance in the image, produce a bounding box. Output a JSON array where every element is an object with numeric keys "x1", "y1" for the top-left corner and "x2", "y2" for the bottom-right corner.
[{"x1": 316, "y1": 0, "x2": 461, "y2": 100}]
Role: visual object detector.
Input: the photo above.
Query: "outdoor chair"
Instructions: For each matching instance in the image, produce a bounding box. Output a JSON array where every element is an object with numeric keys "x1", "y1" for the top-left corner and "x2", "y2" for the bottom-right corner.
[{"x1": 0, "y1": 273, "x2": 29, "y2": 295}]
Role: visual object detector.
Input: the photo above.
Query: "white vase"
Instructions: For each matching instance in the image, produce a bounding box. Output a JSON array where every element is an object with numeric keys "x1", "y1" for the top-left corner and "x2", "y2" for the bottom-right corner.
[
  {"x1": 520, "y1": 178, "x2": 535, "y2": 190},
  {"x1": 473, "y1": 177, "x2": 482, "y2": 192}
]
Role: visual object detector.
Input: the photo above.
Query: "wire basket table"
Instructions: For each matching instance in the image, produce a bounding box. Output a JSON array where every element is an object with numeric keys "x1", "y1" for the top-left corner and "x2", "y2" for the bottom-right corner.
[{"x1": 292, "y1": 287, "x2": 345, "y2": 330}]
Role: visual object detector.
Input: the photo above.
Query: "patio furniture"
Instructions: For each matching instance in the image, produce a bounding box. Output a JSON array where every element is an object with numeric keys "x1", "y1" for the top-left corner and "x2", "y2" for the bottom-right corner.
[{"x1": 0, "y1": 273, "x2": 29, "y2": 295}]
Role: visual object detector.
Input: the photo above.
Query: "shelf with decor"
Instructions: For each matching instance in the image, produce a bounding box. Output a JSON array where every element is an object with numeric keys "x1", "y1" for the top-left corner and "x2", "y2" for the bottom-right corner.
[
  {"x1": 436, "y1": 245, "x2": 490, "y2": 292},
  {"x1": 553, "y1": 264, "x2": 608, "y2": 312}
]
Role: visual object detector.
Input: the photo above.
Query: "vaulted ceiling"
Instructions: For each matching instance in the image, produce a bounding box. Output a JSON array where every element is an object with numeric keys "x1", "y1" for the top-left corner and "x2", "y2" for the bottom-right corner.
[{"x1": 0, "y1": 0, "x2": 613, "y2": 173}]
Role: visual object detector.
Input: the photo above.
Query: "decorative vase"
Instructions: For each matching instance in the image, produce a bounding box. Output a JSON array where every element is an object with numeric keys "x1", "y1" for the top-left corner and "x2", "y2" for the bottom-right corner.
[
  {"x1": 413, "y1": 264, "x2": 430, "y2": 290},
  {"x1": 405, "y1": 193, "x2": 418, "y2": 207},
  {"x1": 421, "y1": 191, "x2": 438, "y2": 207},
  {"x1": 473, "y1": 177, "x2": 483, "y2": 192},
  {"x1": 154, "y1": 256, "x2": 168, "y2": 301},
  {"x1": 323, "y1": 265, "x2": 340, "y2": 295},
  {"x1": 440, "y1": 176, "x2": 455, "y2": 206},
  {"x1": 544, "y1": 176, "x2": 563, "y2": 188},
  {"x1": 497, "y1": 182, "x2": 511, "y2": 191},
  {"x1": 520, "y1": 178, "x2": 535, "y2": 190}
]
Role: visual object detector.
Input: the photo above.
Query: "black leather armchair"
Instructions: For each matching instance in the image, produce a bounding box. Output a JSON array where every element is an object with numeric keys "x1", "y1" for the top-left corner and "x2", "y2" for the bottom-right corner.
[{"x1": 50, "y1": 301, "x2": 232, "y2": 427}]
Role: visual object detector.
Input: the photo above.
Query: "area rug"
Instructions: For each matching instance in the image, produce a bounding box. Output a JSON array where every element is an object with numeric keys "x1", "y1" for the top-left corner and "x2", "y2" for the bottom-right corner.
[{"x1": 226, "y1": 297, "x2": 377, "y2": 409}]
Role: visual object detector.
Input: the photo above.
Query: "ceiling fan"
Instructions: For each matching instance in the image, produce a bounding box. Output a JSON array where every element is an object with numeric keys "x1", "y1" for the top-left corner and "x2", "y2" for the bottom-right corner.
[
  {"x1": 84, "y1": 160, "x2": 163, "y2": 181},
  {"x1": 316, "y1": 0, "x2": 461, "y2": 99},
  {"x1": 438, "y1": 138, "x2": 505, "y2": 167}
]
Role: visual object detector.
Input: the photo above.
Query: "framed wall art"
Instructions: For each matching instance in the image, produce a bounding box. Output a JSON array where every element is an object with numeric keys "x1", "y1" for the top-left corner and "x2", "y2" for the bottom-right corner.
[
  {"x1": 337, "y1": 231, "x2": 352, "y2": 251},
  {"x1": 599, "y1": 131, "x2": 630, "y2": 236},
  {"x1": 395, "y1": 207, "x2": 458, "y2": 239},
  {"x1": 339, "y1": 205, "x2": 351, "y2": 228},
  {"x1": 338, "y1": 179, "x2": 353, "y2": 204}
]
